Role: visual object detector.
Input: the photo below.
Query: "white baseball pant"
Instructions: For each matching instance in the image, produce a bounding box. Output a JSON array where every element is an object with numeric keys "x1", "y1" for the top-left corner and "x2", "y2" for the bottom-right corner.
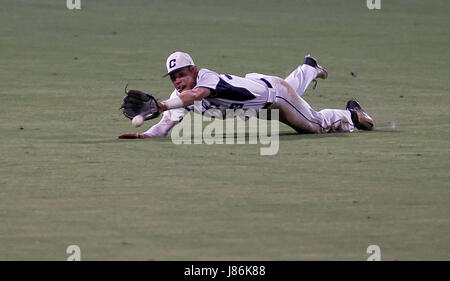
[{"x1": 265, "y1": 64, "x2": 354, "y2": 133}]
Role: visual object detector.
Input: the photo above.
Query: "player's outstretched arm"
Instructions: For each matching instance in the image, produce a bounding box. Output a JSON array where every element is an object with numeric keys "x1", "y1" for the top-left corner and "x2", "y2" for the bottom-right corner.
[
  {"x1": 117, "y1": 133, "x2": 148, "y2": 139},
  {"x1": 118, "y1": 111, "x2": 181, "y2": 139},
  {"x1": 142, "y1": 115, "x2": 178, "y2": 137},
  {"x1": 158, "y1": 87, "x2": 211, "y2": 112}
]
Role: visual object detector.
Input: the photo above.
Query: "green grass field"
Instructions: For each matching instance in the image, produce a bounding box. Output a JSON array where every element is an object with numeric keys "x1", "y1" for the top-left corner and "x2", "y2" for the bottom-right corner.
[{"x1": 0, "y1": 0, "x2": 449, "y2": 260}]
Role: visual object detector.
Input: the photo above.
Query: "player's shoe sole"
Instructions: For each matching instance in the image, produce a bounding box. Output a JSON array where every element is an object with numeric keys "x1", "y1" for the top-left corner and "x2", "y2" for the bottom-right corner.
[
  {"x1": 346, "y1": 100, "x2": 375, "y2": 131},
  {"x1": 304, "y1": 54, "x2": 328, "y2": 79}
]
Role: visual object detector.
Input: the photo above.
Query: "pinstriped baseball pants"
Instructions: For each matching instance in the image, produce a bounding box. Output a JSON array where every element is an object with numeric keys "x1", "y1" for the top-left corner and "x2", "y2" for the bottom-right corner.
[{"x1": 266, "y1": 65, "x2": 354, "y2": 133}]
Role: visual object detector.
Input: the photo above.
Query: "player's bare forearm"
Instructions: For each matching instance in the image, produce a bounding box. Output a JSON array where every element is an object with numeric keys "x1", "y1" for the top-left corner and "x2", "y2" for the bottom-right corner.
[
  {"x1": 144, "y1": 117, "x2": 178, "y2": 137},
  {"x1": 158, "y1": 87, "x2": 211, "y2": 112},
  {"x1": 117, "y1": 133, "x2": 149, "y2": 139}
]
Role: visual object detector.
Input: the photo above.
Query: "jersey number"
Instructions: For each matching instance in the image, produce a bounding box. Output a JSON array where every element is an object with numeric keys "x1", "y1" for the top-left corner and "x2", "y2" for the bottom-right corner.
[{"x1": 229, "y1": 103, "x2": 244, "y2": 109}]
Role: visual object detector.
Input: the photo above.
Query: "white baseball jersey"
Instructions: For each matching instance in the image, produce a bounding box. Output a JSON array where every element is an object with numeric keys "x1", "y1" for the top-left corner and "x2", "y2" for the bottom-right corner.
[
  {"x1": 195, "y1": 68, "x2": 275, "y2": 111},
  {"x1": 162, "y1": 68, "x2": 275, "y2": 122}
]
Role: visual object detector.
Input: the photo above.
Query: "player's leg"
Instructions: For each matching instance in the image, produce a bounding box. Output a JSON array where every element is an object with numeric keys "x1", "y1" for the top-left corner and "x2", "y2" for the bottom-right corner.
[
  {"x1": 269, "y1": 78, "x2": 355, "y2": 133},
  {"x1": 284, "y1": 55, "x2": 328, "y2": 97}
]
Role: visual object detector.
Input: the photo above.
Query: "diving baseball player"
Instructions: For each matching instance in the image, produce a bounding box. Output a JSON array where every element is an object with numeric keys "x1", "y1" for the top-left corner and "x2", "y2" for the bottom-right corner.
[{"x1": 118, "y1": 51, "x2": 374, "y2": 139}]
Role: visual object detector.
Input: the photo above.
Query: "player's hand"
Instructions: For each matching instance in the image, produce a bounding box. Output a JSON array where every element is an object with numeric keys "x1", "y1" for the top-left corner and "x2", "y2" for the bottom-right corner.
[
  {"x1": 157, "y1": 101, "x2": 167, "y2": 112},
  {"x1": 117, "y1": 133, "x2": 148, "y2": 139}
]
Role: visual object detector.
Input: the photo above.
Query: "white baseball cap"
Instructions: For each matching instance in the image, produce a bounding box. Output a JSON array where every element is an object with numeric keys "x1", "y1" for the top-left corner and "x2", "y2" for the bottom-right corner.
[{"x1": 163, "y1": 51, "x2": 195, "y2": 77}]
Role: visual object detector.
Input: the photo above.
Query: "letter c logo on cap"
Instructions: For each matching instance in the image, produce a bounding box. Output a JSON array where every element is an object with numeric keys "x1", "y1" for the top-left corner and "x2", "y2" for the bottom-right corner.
[{"x1": 169, "y1": 59, "x2": 176, "y2": 68}]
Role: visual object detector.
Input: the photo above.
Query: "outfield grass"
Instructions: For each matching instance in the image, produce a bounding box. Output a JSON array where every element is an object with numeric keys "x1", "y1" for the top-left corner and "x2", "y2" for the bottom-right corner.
[{"x1": 0, "y1": 0, "x2": 449, "y2": 260}]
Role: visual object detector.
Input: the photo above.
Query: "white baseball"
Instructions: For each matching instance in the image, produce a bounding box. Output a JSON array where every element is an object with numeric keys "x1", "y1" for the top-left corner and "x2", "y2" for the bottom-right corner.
[{"x1": 132, "y1": 115, "x2": 144, "y2": 127}]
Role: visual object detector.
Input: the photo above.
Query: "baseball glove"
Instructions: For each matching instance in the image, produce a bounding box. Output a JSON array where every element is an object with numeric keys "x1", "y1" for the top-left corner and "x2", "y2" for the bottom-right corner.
[{"x1": 120, "y1": 87, "x2": 160, "y2": 120}]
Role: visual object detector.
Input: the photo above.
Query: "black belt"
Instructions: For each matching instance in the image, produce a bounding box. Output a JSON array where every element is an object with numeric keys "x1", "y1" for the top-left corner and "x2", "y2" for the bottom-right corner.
[
  {"x1": 260, "y1": 78, "x2": 273, "y2": 109},
  {"x1": 262, "y1": 102, "x2": 273, "y2": 109},
  {"x1": 260, "y1": 78, "x2": 272, "y2": 88},
  {"x1": 259, "y1": 78, "x2": 273, "y2": 109}
]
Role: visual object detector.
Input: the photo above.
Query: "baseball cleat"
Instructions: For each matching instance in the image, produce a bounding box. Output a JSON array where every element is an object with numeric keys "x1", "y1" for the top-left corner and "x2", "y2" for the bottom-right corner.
[
  {"x1": 346, "y1": 100, "x2": 375, "y2": 131},
  {"x1": 304, "y1": 54, "x2": 328, "y2": 79}
]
